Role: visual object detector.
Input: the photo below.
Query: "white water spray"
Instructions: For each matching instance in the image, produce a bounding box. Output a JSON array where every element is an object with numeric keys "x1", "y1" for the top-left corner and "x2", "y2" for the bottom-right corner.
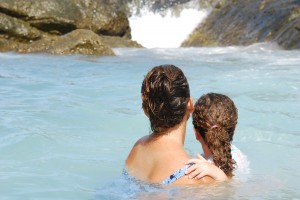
[{"x1": 129, "y1": 8, "x2": 208, "y2": 48}]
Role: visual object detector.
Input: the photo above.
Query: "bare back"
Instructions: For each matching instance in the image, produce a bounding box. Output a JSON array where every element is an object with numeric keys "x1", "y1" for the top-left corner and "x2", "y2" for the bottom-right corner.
[{"x1": 125, "y1": 135, "x2": 213, "y2": 185}]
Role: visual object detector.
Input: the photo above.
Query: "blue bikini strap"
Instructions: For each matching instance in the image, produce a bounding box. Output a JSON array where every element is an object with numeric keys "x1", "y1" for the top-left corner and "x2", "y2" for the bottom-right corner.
[{"x1": 161, "y1": 164, "x2": 193, "y2": 184}]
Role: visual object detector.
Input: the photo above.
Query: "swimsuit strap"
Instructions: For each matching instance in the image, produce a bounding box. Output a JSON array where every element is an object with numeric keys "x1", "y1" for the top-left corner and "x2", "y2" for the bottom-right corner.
[{"x1": 161, "y1": 164, "x2": 193, "y2": 184}]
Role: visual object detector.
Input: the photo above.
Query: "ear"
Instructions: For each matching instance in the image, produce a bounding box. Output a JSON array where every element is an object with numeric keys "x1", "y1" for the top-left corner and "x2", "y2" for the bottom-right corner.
[{"x1": 187, "y1": 97, "x2": 194, "y2": 113}]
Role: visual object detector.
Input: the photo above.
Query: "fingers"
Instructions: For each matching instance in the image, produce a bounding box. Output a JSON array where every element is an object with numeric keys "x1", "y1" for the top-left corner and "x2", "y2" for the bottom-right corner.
[
  {"x1": 195, "y1": 172, "x2": 207, "y2": 180},
  {"x1": 184, "y1": 154, "x2": 212, "y2": 180},
  {"x1": 187, "y1": 165, "x2": 204, "y2": 179},
  {"x1": 185, "y1": 164, "x2": 197, "y2": 175},
  {"x1": 185, "y1": 157, "x2": 228, "y2": 181},
  {"x1": 185, "y1": 163, "x2": 208, "y2": 179}
]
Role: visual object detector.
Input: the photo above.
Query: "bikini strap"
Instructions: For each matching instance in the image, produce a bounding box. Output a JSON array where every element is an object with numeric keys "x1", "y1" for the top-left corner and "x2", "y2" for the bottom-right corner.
[{"x1": 161, "y1": 164, "x2": 193, "y2": 184}]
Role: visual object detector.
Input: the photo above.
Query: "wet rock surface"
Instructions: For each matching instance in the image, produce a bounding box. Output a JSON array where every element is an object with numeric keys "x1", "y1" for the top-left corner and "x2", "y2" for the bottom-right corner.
[
  {"x1": 0, "y1": 0, "x2": 142, "y2": 55},
  {"x1": 182, "y1": 0, "x2": 300, "y2": 49},
  {"x1": 2, "y1": 0, "x2": 299, "y2": 52}
]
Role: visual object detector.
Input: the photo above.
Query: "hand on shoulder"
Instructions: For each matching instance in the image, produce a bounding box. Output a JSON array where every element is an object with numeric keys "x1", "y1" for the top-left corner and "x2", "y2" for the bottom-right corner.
[{"x1": 184, "y1": 154, "x2": 228, "y2": 182}]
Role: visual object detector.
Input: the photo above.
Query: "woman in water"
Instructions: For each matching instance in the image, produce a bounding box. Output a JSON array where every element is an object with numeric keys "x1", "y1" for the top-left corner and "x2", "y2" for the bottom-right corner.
[
  {"x1": 125, "y1": 65, "x2": 227, "y2": 185},
  {"x1": 185, "y1": 93, "x2": 246, "y2": 179}
]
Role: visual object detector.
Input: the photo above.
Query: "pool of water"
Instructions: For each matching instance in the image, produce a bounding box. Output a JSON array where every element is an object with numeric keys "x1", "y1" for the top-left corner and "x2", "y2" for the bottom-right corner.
[{"x1": 0, "y1": 44, "x2": 299, "y2": 199}]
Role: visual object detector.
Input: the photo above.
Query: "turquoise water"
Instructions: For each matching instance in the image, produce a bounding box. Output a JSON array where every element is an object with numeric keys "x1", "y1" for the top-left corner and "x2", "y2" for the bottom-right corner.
[{"x1": 0, "y1": 45, "x2": 300, "y2": 199}]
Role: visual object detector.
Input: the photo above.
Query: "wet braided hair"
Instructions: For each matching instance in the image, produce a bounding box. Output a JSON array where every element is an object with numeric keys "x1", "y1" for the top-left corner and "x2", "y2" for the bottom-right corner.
[
  {"x1": 141, "y1": 64, "x2": 190, "y2": 134},
  {"x1": 193, "y1": 93, "x2": 238, "y2": 176}
]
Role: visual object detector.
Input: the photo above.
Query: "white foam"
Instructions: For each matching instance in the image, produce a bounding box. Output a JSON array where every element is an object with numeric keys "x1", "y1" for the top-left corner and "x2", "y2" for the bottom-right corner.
[{"x1": 129, "y1": 8, "x2": 207, "y2": 48}]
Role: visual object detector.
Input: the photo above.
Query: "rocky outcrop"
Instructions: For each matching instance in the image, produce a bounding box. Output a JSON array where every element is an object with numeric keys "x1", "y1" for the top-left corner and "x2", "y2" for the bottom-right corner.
[
  {"x1": 0, "y1": 0, "x2": 142, "y2": 55},
  {"x1": 181, "y1": 0, "x2": 300, "y2": 50},
  {"x1": 22, "y1": 29, "x2": 115, "y2": 55}
]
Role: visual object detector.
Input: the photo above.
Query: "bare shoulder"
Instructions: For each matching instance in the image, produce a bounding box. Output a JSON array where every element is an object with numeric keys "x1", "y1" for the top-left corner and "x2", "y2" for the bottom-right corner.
[
  {"x1": 126, "y1": 135, "x2": 149, "y2": 164},
  {"x1": 125, "y1": 135, "x2": 153, "y2": 180},
  {"x1": 134, "y1": 135, "x2": 150, "y2": 146}
]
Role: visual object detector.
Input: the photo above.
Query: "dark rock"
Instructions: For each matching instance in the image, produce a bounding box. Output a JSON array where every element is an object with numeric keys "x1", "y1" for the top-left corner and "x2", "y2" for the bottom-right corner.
[
  {"x1": 0, "y1": 0, "x2": 142, "y2": 55},
  {"x1": 0, "y1": 0, "x2": 79, "y2": 35},
  {"x1": 0, "y1": 12, "x2": 44, "y2": 41},
  {"x1": 95, "y1": 11, "x2": 131, "y2": 38},
  {"x1": 102, "y1": 36, "x2": 143, "y2": 48},
  {"x1": 181, "y1": 0, "x2": 300, "y2": 50},
  {"x1": 45, "y1": 29, "x2": 115, "y2": 55},
  {"x1": 0, "y1": 0, "x2": 131, "y2": 37},
  {"x1": 2, "y1": 29, "x2": 115, "y2": 56}
]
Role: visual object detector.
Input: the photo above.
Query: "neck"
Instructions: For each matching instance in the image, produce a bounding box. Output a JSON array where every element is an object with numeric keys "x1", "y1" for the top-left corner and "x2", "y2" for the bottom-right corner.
[
  {"x1": 151, "y1": 115, "x2": 188, "y2": 146},
  {"x1": 202, "y1": 145, "x2": 212, "y2": 159},
  {"x1": 171, "y1": 118, "x2": 188, "y2": 145},
  {"x1": 200, "y1": 139, "x2": 212, "y2": 159}
]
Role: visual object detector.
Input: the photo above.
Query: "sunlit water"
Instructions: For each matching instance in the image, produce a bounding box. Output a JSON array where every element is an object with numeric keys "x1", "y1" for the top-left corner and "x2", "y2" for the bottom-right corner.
[
  {"x1": 0, "y1": 44, "x2": 300, "y2": 199},
  {"x1": 129, "y1": 7, "x2": 207, "y2": 48},
  {"x1": 128, "y1": 0, "x2": 208, "y2": 48}
]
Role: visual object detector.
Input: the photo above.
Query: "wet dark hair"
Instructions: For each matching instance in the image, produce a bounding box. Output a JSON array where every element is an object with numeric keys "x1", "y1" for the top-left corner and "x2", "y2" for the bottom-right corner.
[
  {"x1": 141, "y1": 64, "x2": 190, "y2": 134},
  {"x1": 192, "y1": 93, "x2": 238, "y2": 177}
]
